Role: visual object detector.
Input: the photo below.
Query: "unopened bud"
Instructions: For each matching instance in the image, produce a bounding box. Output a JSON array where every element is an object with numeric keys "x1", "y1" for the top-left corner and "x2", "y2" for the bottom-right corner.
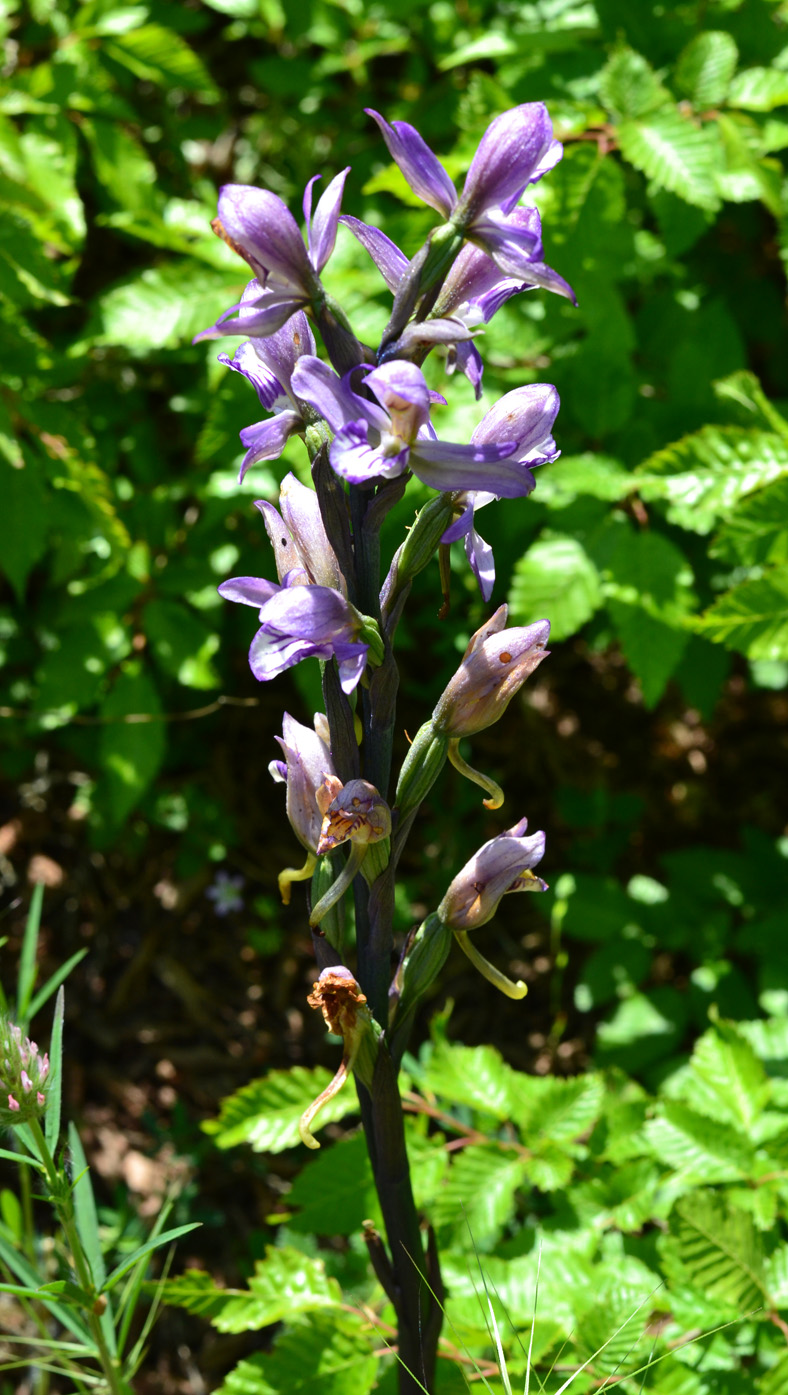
[
  {"x1": 389, "y1": 913, "x2": 453, "y2": 1034},
  {"x1": 432, "y1": 605, "x2": 550, "y2": 738}
]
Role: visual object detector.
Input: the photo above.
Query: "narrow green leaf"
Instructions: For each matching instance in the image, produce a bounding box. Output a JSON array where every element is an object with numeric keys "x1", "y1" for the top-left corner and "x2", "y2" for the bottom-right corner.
[
  {"x1": 0, "y1": 1147, "x2": 44, "y2": 1168},
  {"x1": 27, "y1": 950, "x2": 89, "y2": 1021},
  {"x1": 203, "y1": 1065, "x2": 358, "y2": 1153},
  {"x1": 101, "y1": 1224, "x2": 201, "y2": 1294},
  {"x1": 0, "y1": 1231, "x2": 91, "y2": 1342},
  {"x1": 508, "y1": 533, "x2": 602, "y2": 640},
  {"x1": 45, "y1": 986, "x2": 64, "y2": 1153},
  {"x1": 16, "y1": 882, "x2": 43, "y2": 1021},
  {"x1": 617, "y1": 108, "x2": 721, "y2": 210}
]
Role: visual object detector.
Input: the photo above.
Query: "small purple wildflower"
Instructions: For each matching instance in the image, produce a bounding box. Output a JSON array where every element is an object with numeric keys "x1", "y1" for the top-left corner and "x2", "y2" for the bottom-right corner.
[{"x1": 206, "y1": 870, "x2": 245, "y2": 916}]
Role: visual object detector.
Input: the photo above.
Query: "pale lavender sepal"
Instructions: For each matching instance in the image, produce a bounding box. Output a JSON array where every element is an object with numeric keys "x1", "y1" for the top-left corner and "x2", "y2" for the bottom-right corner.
[
  {"x1": 246, "y1": 586, "x2": 367, "y2": 690},
  {"x1": 218, "y1": 184, "x2": 312, "y2": 290},
  {"x1": 339, "y1": 215, "x2": 409, "y2": 291},
  {"x1": 194, "y1": 290, "x2": 305, "y2": 343},
  {"x1": 394, "y1": 318, "x2": 478, "y2": 353},
  {"x1": 256, "y1": 501, "x2": 300, "y2": 584},
  {"x1": 279, "y1": 474, "x2": 344, "y2": 593},
  {"x1": 470, "y1": 207, "x2": 543, "y2": 270},
  {"x1": 219, "y1": 342, "x2": 284, "y2": 410},
  {"x1": 334, "y1": 646, "x2": 368, "y2": 694},
  {"x1": 459, "y1": 104, "x2": 561, "y2": 218},
  {"x1": 366, "y1": 109, "x2": 458, "y2": 219},
  {"x1": 410, "y1": 439, "x2": 538, "y2": 496},
  {"x1": 472, "y1": 384, "x2": 560, "y2": 461},
  {"x1": 248, "y1": 303, "x2": 316, "y2": 393},
  {"x1": 238, "y1": 411, "x2": 303, "y2": 480},
  {"x1": 218, "y1": 576, "x2": 280, "y2": 609},
  {"x1": 308, "y1": 167, "x2": 350, "y2": 273},
  {"x1": 330, "y1": 420, "x2": 410, "y2": 484},
  {"x1": 364, "y1": 360, "x2": 432, "y2": 440},
  {"x1": 290, "y1": 356, "x2": 385, "y2": 435},
  {"x1": 275, "y1": 711, "x2": 336, "y2": 852},
  {"x1": 448, "y1": 340, "x2": 485, "y2": 399},
  {"x1": 466, "y1": 524, "x2": 496, "y2": 602}
]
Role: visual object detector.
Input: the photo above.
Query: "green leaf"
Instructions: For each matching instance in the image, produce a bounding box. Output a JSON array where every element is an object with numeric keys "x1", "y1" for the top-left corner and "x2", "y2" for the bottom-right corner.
[
  {"x1": 285, "y1": 1132, "x2": 378, "y2": 1236},
  {"x1": 674, "y1": 31, "x2": 739, "y2": 107},
  {"x1": 104, "y1": 25, "x2": 219, "y2": 98},
  {"x1": 203, "y1": 1065, "x2": 358, "y2": 1153},
  {"x1": 617, "y1": 108, "x2": 721, "y2": 210},
  {"x1": 144, "y1": 599, "x2": 220, "y2": 689},
  {"x1": 508, "y1": 533, "x2": 602, "y2": 640},
  {"x1": 98, "y1": 663, "x2": 166, "y2": 830},
  {"x1": 696, "y1": 563, "x2": 788, "y2": 660},
  {"x1": 0, "y1": 458, "x2": 49, "y2": 599},
  {"x1": 636, "y1": 427, "x2": 788, "y2": 533},
  {"x1": 512, "y1": 1074, "x2": 604, "y2": 1144},
  {"x1": 102, "y1": 1224, "x2": 202, "y2": 1293},
  {"x1": 27, "y1": 950, "x2": 89, "y2": 1021},
  {"x1": 45, "y1": 986, "x2": 65, "y2": 1154},
  {"x1": 644, "y1": 1100, "x2": 756, "y2": 1182},
  {"x1": 160, "y1": 1247, "x2": 342, "y2": 1331},
  {"x1": 431, "y1": 1145, "x2": 528, "y2": 1244},
  {"x1": 68, "y1": 1123, "x2": 117, "y2": 1357},
  {"x1": 81, "y1": 117, "x2": 158, "y2": 212},
  {"x1": 729, "y1": 66, "x2": 788, "y2": 112},
  {"x1": 664, "y1": 1192, "x2": 767, "y2": 1311},
  {"x1": 19, "y1": 116, "x2": 85, "y2": 246},
  {"x1": 217, "y1": 1310, "x2": 377, "y2": 1395},
  {"x1": 536, "y1": 453, "x2": 631, "y2": 507},
  {"x1": 596, "y1": 988, "x2": 687, "y2": 1072},
  {"x1": 711, "y1": 478, "x2": 788, "y2": 567},
  {"x1": 599, "y1": 47, "x2": 670, "y2": 118},
  {"x1": 609, "y1": 602, "x2": 689, "y2": 706},
  {"x1": 713, "y1": 370, "x2": 788, "y2": 435},
  {"x1": 715, "y1": 114, "x2": 784, "y2": 215},
  {"x1": 420, "y1": 1041, "x2": 520, "y2": 1120},
  {"x1": 83, "y1": 261, "x2": 244, "y2": 353},
  {"x1": 16, "y1": 882, "x2": 43, "y2": 1021},
  {"x1": 679, "y1": 1022, "x2": 771, "y2": 1130}
]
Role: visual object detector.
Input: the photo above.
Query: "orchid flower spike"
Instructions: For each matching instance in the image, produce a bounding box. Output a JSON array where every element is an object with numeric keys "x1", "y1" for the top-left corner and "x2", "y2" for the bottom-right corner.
[{"x1": 269, "y1": 712, "x2": 336, "y2": 903}]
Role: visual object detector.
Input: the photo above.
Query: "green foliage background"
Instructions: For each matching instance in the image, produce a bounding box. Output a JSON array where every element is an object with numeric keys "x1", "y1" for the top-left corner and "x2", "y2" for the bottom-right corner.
[{"x1": 2, "y1": 0, "x2": 788, "y2": 1390}]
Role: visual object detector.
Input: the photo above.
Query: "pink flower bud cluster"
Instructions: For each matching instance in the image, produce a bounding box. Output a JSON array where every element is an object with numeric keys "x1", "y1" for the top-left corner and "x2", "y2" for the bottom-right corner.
[{"x1": 0, "y1": 1018, "x2": 50, "y2": 1128}]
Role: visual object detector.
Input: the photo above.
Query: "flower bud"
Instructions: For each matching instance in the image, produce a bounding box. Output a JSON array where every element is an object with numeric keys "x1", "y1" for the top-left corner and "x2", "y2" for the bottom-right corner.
[
  {"x1": 432, "y1": 605, "x2": 549, "y2": 738},
  {"x1": 389, "y1": 913, "x2": 453, "y2": 1035},
  {"x1": 0, "y1": 1019, "x2": 50, "y2": 1129}
]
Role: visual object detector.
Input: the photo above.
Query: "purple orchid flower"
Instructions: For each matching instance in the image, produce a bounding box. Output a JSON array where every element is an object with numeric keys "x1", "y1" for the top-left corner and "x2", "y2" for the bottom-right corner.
[
  {"x1": 289, "y1": 355, "x2": 539, "y2": 498},
  {"x1": 218, "y1": 574, "x2": 368, "y2": 693},
  {"x1": 218, "y1": 287, "x2": 317, "y2": 479},
  {"x1": 256, "y1": 472, "x2": 346, "y2": 595},
  {"x1": 194, "y1": 169, "x2": 349, "y2": 343},
  {"x1": 438, "y1": 817, "x2": 547, "y2": 932},
  {"x1": 340, "y1": 212, "x2": 574, "y2": 397},
  {"x1": 442, "y1": 384, "x2": 561, "y2": 600},
  {"x1": 269, "y1": 712, "x2": 336, "y2": 855},
  {"x1": 366, "y1": 104, "x2": 563, "y2": 280}
]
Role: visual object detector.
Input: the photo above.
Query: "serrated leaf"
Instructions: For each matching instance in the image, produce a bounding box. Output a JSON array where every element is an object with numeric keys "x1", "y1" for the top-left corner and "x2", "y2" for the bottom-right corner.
[
  {"x1": 617, "y1": 108, "x2": 721, "y2": 210},
  {"x1": 674, "y1": 31, "x2": 738, "y2": 107},
  {"x1": 599, "y1": 46, "x2": 670, "y2": 118},
  {"x1": 81, "y1": 117, "x2": 158, "y2": 213},
  {"x1": 104, "y1": 25, "x2": 218, "y2": 98},
  {"x1": 713, "y1": 370, "x2": 788, "y2": 435},
  {"x1": 678, "y1": 1022, "x2": 770, "y2": 1129},
  {"x1": 766, "y1": 1243, "x2": 788, "y2": 1307},
  {"x1": 431, "y1": 1145, "x2": 528, "y2": 1243},
  {"x1": 203, "y1": 1065, "x2": 358, "y2": 1153},
  {"x1": 713, "y1": 482, "x2": 788, "y2": 565},
  {"x1": 508, "y1": 533, "x2": 602, "y2": 640},
  {"x1": 608, "y1": 602, "x2": 690, "y2": 705},
  {"x1": 666, "y1": 1193, "x2": 766, "y2": 1311},
  {"x1": 636, "y1": 427, "x2": 788, "y2": 533},
  {"x1": 536, "y1": 452, "x2": 631, "y2": 506},
  {"x1": 522, "y1": 1140, "x2": 575, "y2": 1192},
  {"x1": 512, "y1": 1074, "x2": 604, "y2": 1145},
  {"x1": 83, "y1": 261, "x2": 244, "y2": 352},
  {"x1": 217, "y1": 1310, "x2": 377, "y2": 1395},
  {"x1": 644, "y1": 1100, "x2": 755, "y2": 1182},
  {"x1": 286, "y1": 1132, "x2": 378, "y2": 1235},
  {"x1": 729, "y1": 66, "x2": 788, "y2": 112},
  {"x1": 420, "y1": 1041, "x2": 519, "y2": 1120},
  {"x1": 715, "y1": 114, "x2": 784, "y2": 215},
  {"x1": 160, "y1": 1247, "x2": 342, "y2": 1332},
  {"x1": 695, "y1": 564, "x2": 788, "y2": 660}
]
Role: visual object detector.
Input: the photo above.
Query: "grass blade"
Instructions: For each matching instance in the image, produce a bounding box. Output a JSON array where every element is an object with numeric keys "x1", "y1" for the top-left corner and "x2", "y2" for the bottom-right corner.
[
  {"x1": 45, "y1": 986, "x2": 65, "y2": 1153},
  {"x1": 16, "y1": 883, "x2": 43, "y2": 1022},
  {"x1": 28, "y1": 950, "x2": 88, "y2": 1021}
]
